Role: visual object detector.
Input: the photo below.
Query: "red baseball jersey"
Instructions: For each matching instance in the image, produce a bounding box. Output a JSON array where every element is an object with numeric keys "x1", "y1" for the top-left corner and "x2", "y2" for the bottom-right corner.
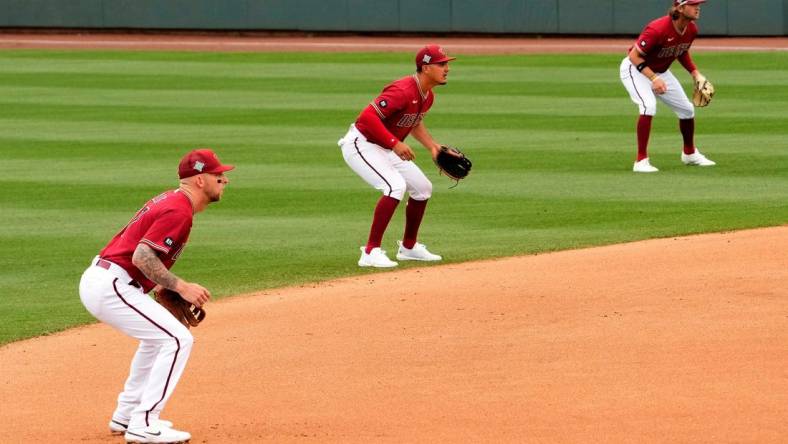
[
  {"x1": 632, "y1": 15, "x2": 698, "y2": 73},
  {"x1": 355, "y1": 74, "x2": 435, "y2": 148},
  {"x1": 100, "y1": 189, "x2": 193, "y2": 292}
]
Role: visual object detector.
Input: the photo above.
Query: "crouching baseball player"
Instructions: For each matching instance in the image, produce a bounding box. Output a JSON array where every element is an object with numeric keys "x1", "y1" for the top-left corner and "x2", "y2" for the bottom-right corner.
[
  {"x1": 620, "y1": 0, "x2": 716, "y2": 173},
  {"x1": 338, "y1": 44, "x2": 455, "y2": 267},
  {"x1": 79, "y1": 149, "x2": 233, "y2": 443}
]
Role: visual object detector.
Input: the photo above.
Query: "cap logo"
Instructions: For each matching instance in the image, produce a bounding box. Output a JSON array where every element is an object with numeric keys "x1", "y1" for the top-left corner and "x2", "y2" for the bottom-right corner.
[
  {"x1": 422, "y1": 54, "x2": 432, "y2": 64},
  {"x1": 193, "y1": 160, "x2": 205, "y2": 172},
  {"x1": 640, "y1": 40, "x2": 647, "y2": 47}
]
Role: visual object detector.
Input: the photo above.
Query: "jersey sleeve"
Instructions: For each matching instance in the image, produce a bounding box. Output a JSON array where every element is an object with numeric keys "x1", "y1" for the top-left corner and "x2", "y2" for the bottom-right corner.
[
  {"x1": 139, "y1": 209, "x2": 191, "y2": 255},
  {"x1": 634, "y1": 25, "x2": 662, "y2": 55},
  {"x1": 369, "y1": 84, "x2": 408, "y2": 120}
]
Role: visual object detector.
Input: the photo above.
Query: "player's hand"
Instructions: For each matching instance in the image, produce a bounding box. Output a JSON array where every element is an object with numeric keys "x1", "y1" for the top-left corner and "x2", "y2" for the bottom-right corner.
[
  {"x1": 175, "y1": 281, "x2": 211, "y2": 308},
  {"x1": 651, "y1": 76, "x2": 667, "y2": 95},
  {"x1": 434, "y1": 144, "x2": 461, "y2": 160},
  {"x1": 430, "y1": 146, "x2": 441, "y2": 161},
  {"x1": 392, "y1": 141, "x2": 415, "y2": 161}
]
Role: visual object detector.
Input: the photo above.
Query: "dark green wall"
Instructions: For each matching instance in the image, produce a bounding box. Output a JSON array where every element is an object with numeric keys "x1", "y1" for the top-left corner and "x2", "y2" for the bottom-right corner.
[
  {"x1": 0, "y1": 0, "x2": 785, "y2": 35},
  {"x1": 785, "y1": 0, "x2": 788, "y2": 34}
]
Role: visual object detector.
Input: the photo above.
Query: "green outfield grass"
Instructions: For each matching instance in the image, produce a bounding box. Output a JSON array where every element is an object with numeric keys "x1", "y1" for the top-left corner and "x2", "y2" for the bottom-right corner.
[{"x1": 1, "y1": 50, "x2": 786, "y2": 345}]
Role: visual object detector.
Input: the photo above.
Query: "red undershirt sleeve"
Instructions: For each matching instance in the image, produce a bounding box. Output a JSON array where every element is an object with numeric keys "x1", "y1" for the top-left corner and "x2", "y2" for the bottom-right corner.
[
  {"x1": 356, "y1": 105, "x2": 398, "y2": 149},
  {"x1": 678, "y1": 51, "x2": 697, "y2": 73}
]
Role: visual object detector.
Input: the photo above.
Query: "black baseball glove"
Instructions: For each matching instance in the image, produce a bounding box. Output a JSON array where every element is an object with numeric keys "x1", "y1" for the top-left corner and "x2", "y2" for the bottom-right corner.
[
  {"x1": 434, "y1": 145, "x2": 472, "y2": 185},
  {"x1": 154, "y1": 288, "x2": 206, "y2": 328}
]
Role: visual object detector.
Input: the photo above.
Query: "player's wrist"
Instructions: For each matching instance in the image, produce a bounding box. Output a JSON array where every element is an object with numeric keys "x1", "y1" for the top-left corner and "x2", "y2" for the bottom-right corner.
[
  {"x1": 172, "y1": 279, "x2": 187, "y2": 293},
  {"x1": 649, "y1": 74, "x2": 660, "y2": 82}
]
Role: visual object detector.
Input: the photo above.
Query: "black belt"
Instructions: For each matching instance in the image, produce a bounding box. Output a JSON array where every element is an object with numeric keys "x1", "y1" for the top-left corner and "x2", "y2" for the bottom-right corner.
[{"x1": 95, "y1": 259, "x2": 142, "y2": 289}]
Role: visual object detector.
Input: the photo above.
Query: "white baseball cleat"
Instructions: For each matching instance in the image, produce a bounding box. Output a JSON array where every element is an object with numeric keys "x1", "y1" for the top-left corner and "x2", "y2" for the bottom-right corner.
[
  {"x1": 396, "y1": 241, "x2": 442, "y2": 261},
  {"x1": 125, "y1": 424, "x2": 191, "y2": 443},
  {"x1": 358, "y1": 247, "x2": 398, "y2": 268},
  {"x1": 110, "y1": 419, "x2": 174, "y2": 435},
  {"x1": 633, "y1": 158, "x2": 659, "y2": 173},
  {"x1": 682, "y1": 150, "x2": 716, "y2": 166}
]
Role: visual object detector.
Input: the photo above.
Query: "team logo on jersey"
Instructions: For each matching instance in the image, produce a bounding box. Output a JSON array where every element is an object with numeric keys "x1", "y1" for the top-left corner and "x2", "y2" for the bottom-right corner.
[
  {"x1": 657, "y1": 42, "x2": 691, "y2": 58},
  {"x1": 396, "y1": 112, "x2": 425, "y2": 128},
  {"x1": 164, "y1": 237, "x2": 174, "y2": 247},
  {"x1": 193, "y1": 161, "x2": 205, "y2": 172},
  {"x1": 379, "y1": 100, "x2": 388, "y2": 108}
]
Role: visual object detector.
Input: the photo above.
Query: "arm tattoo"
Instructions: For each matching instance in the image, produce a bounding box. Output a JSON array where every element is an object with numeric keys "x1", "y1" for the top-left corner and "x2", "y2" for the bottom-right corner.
[{"x1": 132, "y1": 244, "x2": 181, "y2": 290}]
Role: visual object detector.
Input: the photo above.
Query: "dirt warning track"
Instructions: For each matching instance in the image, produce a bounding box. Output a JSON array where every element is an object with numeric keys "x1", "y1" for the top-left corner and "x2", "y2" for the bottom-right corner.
[{"x1": 0, "y1": 33, "x2": 786, "y2": 53}]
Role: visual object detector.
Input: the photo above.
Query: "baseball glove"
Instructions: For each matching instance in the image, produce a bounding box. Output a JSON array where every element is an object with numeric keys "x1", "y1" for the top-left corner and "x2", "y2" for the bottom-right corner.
[
  {"x1": 692, "y1": 74, "x2": 714, "y2": 107},
  {"x1": 435, "y1": 145, "x2": 472, "y2": 185},
  {"x1": 154, "y1": 288, "x2": 205, "y2": 328}
]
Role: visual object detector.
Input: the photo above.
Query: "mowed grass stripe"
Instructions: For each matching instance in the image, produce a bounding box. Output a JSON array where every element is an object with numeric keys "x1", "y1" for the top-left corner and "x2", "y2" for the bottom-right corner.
[
  {"x1": 0, "y1": 50, "x2": 786, "y2": 345},
  {"x1": 1, "y1": 49, "x2": 785, "y2": 72},
  {"x1": 4, "y1": 71, "x2": 786, "y2": 100},
  {"x1": 2, "y1": 87, "x2": 787, "y2": 121},
  {"x1": 0, "y1": 89, "x2": 774, "y2": 126},
  {"x1": 2, "y1": 102, "x2": 785, "y2": 134}
]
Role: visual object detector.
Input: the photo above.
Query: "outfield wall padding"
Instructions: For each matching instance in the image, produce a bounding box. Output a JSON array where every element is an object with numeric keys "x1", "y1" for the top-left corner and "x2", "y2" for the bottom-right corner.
[{"x1": 0, "y1": 0, "x2": 785, "y2": 36}]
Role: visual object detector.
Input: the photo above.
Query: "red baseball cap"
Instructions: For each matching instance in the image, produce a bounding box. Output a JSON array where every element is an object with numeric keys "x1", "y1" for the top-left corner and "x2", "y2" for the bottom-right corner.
[
  {"x1": 675, "y1": 0, "x2": 706, "y2": 5},
  {"x1": 178, "y1": 148, "x2": 234, "y2": 179},
  {"x1": 415, "y1": 44, "x2": 456, "y2": 70}
]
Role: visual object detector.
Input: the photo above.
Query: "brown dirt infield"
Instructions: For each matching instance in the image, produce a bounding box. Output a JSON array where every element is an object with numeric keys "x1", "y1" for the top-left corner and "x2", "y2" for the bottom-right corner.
[
  {"x1": 0, "y1": 33, "x2": 786, "y2": 443},
  {"x1": 1, "y1": 227, "x2": 787, "y2": 443}
]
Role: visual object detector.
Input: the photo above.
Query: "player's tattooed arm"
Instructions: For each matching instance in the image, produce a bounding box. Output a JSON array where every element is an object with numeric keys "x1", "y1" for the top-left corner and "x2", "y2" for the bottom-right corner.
[
  {"x1": 132, "y1": 243, "x2": 211, "y2": 306},
  {"x1": 132, "y1": 243, "x2": 181, "y2": 290}
]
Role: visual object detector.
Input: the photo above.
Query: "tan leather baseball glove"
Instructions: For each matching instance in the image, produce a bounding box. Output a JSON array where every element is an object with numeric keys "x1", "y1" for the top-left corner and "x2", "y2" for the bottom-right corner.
[
  {"x1": 155, "y1": 288, "x2": 206, "y2": 328},
  {"x1": 692, "y1": 74, "x2": 714, "y2": 107}
]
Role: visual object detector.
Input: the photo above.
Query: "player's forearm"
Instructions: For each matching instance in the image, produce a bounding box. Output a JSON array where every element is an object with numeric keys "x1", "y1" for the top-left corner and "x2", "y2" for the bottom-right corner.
[
  {"x1": 356, "y1": 105, "x2": 398, "y2": 149},
  {"x1": 628, "y1": 48, "x2": 659, "y2": 81},
  {"x1": 132, "y1": 243, "x2": 182, "y2": 291},
  {"x1": 678, "y1": 51, "x2": 697, "y2": 74},
  {"x1": 411, "y1": 123, "x2": 440, "y2": 153}
]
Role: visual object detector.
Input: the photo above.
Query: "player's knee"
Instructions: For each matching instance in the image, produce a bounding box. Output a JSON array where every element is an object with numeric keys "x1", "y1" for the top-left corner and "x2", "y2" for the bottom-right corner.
[
  {"x1": 409, "y1": 180, "x2": 433, "y2": 201},
  {"x1": 175, "y1": 330, "x2": 194, "y2": 351},
  {"x1": 641, "y1": 104, "x2": 657, "y2": 116},
  {"x1": 385, "y1": 177, "x2": 407, "y2": 201},
  {"x1": 676, "y1": 106, "x2": 694, "y2": 119},
  {"x1": 162, "y1": 326, "x2": 193, "y2": 350}
]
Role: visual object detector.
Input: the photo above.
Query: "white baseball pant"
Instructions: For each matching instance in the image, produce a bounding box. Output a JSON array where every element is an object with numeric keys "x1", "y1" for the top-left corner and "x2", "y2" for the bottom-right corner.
[
  {"x1": 79, "y1": 256, "x2": 193, "y2": 430},
  {"x1": 620, "y1": 57, "x2": 695, "y2": 119},
  {"x1": 338, "y1": 124, "x2": 432, "y2": 201}
]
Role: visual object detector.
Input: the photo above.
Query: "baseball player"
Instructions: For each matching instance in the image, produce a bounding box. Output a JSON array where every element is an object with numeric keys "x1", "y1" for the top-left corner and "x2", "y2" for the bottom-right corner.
[
  {"x1": 79, "y1": 149, "x2": 233, "y2": 443},
  {"x1": 620, "y1": 0, "x2": 716, "y2": 172},
  {"x1": 338, "y1": 44, "x2": 456, "y2": 267}
]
